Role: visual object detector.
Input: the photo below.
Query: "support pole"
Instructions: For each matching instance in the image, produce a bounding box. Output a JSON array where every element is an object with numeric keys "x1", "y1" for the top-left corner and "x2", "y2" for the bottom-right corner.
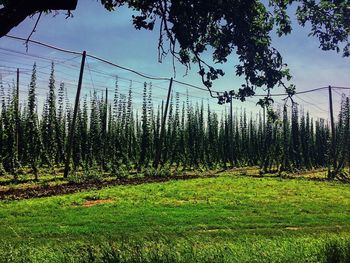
[
  {"x1": 153, "y1": 78, "x2": 173, "y2": 168},
  {"x1": 16, "y1": 68, "x2": 19, "y2": 155},
  {"x1": 102, "y1": 88, "x2": 108, "y2": 170},
  {"x1": 64, "y1": 51, "x2": 86, "y2": 178},
  {"x1": 104, "y1": 88, "x2": 108, "y2": 135},
  {"x1": 230, "y1": 95, "x2": 233, "y2": 166},
  {"x1": 328, "y1": 85, "x2": 336, "y2": 179}
]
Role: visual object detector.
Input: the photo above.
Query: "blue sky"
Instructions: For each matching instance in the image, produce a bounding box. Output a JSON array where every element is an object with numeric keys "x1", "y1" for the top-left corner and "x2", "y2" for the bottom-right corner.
[{"x1": 1, "y1": 1, "x2": 349, "y2": 118}]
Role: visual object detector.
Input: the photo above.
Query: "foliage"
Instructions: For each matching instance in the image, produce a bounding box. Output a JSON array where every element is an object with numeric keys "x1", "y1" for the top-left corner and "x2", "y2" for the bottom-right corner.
[
  {"x1": 97, "y1": 0, "x2": 350, "y2": 100},
  {"x1": 25, "y1": 63, "x2": 42, "y2": 180},
  {"x1": 1, "y1": 64, "x2": 350, "y2": 180},
  {"x1": 1, "y1": 1, "x2": 349, "y2": 101},
  {"x1": 68, "y1": 169, "x2": 104, "y2": 184}
]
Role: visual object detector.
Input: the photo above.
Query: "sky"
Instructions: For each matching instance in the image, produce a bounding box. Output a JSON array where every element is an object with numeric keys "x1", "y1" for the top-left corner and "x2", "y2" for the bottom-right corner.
[{"x1": 0, "y1": 0, "x2": 349, "y2": 119}]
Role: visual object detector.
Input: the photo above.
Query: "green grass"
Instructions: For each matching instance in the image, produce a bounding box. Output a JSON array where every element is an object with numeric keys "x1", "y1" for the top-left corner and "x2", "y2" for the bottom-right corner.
[{"x1": 1, "y1": 172, "x2": 350, "y2": 262}]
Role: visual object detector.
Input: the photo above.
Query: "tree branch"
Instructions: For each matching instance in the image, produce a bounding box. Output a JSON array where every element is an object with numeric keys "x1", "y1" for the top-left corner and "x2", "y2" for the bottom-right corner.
[
  {"x1": 0, "y1": 0, "x2": 78, "y2": 38},
  {"x1": 25, "y1": 12, "x2": 43, "y2": 51}
]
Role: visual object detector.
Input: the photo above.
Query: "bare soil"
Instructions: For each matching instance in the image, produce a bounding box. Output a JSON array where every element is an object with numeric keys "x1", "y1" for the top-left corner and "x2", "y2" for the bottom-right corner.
[{"x1": 0, "y1": 175, "x2": 217, "y2": 200}]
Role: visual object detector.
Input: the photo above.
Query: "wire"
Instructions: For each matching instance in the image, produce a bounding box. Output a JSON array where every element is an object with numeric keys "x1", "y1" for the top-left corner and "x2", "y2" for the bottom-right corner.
[
  {"x1": 173, "y1": 79, "x2": 220, "y2": 93},
  {"x1": 5, "y1": 35, "x2": 82, "y2": 55},
  {"x1": 332, "y1": 86, "x2": 350, "y2": 90},
  {"x1": 4, "y1": 34, "x2": 219, "y2": 96},
  {"x1": 294, "y1": 94, "x2": 328, "y2": 113},
  {"x1": 333, "y1": 89, "x2": 345, "y2": 97},
  {"x1": 3, "y1": 34, "x2": 350, "y2": 109},
  {"x1": 87, "y1": 54, "x2": 170, "y2": 81},
  {"x1": 253, "y1": 86, "x2": 329, "y2": 97},
  {"x1": 85, "y1": 57, "x2": 96, "y2": 91}
]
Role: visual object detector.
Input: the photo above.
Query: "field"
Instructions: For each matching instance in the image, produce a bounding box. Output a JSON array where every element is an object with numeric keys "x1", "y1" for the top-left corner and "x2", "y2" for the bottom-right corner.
[
  {"x1": 1, "y1": 3, "x2": 350, "y2": 262},
  {"x1": 1, "y1": 170, "x2": 350, "y2": 262},
  {"x1": 0, "y1": 55, "x2": 348, "y2": 262}
]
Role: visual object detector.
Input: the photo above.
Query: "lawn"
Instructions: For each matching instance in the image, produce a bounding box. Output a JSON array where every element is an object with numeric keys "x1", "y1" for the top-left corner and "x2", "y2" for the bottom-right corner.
[{"x1": 1, "y1": 172, "x2": 350, "y2": 262}]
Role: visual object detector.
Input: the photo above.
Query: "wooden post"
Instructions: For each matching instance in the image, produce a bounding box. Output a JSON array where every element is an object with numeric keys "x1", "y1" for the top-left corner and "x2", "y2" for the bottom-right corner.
[
  {"x1": 64, "y1": 51, "x2": 86, "y2": 178},
  {"x1": 328, "y1": 85, "x2": 337, "y2": 179},
  {"x1": 153, "y1": 78, "x2": 173, "y2": 168},
  {"x1": 16, "y1": 68, "x2": 19, "y2": 155},
  {"x1": 103, "y1": 88, "x2": 108, "y2": 170},
  {"x1": 230, "y1": 94, "x2": 233, "y2": 166},
  {"x1": 104, "y1": 88, "x2": 108, "y2": 135}
]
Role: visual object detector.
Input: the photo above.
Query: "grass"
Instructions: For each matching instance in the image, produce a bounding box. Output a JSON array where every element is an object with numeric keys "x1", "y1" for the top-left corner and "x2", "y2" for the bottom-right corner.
[{"x1": 1, "y1": 171, "x2": 350, "y2": 262}]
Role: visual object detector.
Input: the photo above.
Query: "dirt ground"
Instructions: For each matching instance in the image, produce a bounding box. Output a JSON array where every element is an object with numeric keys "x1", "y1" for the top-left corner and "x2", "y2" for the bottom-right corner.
[{"x1": 0, "y1": 174, "x2": 214, "y2": 200}]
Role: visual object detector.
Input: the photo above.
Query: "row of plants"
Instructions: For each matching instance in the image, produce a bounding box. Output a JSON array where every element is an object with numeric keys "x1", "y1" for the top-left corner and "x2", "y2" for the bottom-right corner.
[{"x1": 0, "y1": 62, "x2": 349, "y2": 179}]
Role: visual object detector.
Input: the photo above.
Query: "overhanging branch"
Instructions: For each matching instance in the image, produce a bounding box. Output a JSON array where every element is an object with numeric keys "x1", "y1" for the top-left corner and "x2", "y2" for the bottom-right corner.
[{"x1": 0, "y1": 0, "x2": 78, "y2": 38}]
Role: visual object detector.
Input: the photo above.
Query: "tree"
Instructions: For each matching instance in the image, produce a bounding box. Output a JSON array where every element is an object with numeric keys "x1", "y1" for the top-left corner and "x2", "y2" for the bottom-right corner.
[
  {"x1": 41, "y1": 62, "x2": 57, "y2": 166},
  {"x1": 290, "y1": 103, "x2": 302, "y2": 169},
  {"x1": 1, "y1": 0, "x2": 349, "y2": 100},
  {"x1": 335, "y1": 95, "x2": 350, "y2": 177},
  {"x1": 26, "y1": 63, "x2": 42, "y2": 180},
  {"x1": 280, "y1": 105, "x2": 291, "y2": 171},
  {"x1": 56, "y1": 82, "x2": 66, "y2": 164},
  {"x1": 89, "y1": 91, "x2": 102, "y2": 168},
  {"x1": 0, "y1": 76, "x2": 4, "y2": 173},
  {"x1": 1, "y1": 83, "x2": 18, "y2": 176}
]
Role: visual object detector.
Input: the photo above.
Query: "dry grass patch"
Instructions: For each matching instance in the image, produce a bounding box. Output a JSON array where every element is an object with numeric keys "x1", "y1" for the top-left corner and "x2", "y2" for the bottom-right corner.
[{"x1": 82, "y1": 199, "x2": 113, "y2": 207}]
